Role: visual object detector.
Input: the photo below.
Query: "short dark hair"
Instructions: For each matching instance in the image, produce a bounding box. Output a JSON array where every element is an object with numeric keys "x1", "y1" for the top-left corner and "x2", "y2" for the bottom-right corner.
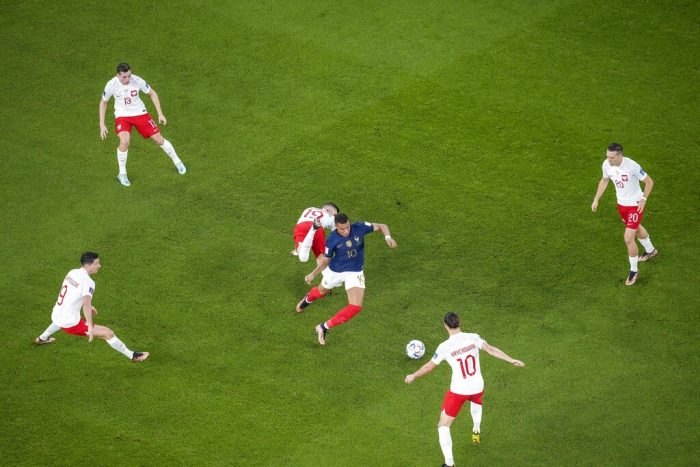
[
  {"x1": 116, "y1": 63, "x2": 131, "y2": 74},
  {"x1": 444, "y1": 312, "x2": 461, "y2": 329},
  {"x1": 335, "y1": 213, "x2": 349, "y2": 225},
  {"x1": 607, "y1": 143, "x2": 623, "y2": 154},
  {"x1": 324, "y1": 202, "x2": 339, "y2": 212},
  {"x1": 80, "y1": 251, "x2": 99, "y2": 265}
]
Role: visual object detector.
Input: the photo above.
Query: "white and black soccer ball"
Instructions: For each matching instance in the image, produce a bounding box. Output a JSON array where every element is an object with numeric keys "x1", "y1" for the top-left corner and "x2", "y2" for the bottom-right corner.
[{"x1": 406, "y1": 339, "x2": 426, "y2": 359}]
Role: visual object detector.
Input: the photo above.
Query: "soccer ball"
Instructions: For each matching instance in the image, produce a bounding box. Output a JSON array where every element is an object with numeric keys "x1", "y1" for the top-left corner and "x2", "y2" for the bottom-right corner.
[{"x1": 406, "y1": 340, "x2": 426, "y2": 359}]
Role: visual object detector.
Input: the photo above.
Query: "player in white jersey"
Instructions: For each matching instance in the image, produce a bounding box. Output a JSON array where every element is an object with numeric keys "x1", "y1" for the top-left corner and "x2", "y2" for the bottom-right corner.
[
  {"x1": 591, "y1": 143, "x2": 657, "y2": 286},
  {"x1": 34, "y1": 252, "x2": 149, "y2": 362},
  {"x1": 291, "y1": 202, "x2": 339, "y2": 265},
  {"x1": 99, "y1": 63, "x2": 186, "y2": 187},
  {"x1": 405, "y1": 312, "x2": 524, "y2": 467}
]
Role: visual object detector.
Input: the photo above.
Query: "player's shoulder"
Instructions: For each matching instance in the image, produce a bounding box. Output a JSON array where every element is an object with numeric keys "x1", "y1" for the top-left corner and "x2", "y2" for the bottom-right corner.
[
  {"x1": 623, "y1": 156, "x2": 640, "y2": 166},
  {"x1": 104, "y1": 76, "x2": 119, "y2": 88},
  {"x1": 326, "y1": 230, "x2": 342, "y2": 244}
]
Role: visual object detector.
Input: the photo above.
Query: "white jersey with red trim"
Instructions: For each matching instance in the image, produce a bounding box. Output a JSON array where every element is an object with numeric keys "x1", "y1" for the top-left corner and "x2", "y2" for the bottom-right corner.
[
  {"x1": 602, "y1": 157, "x2": 647, "y2": 207},
  {"x1": 432, "y1": 332, "x2": 485, "y2": 395},
  {"x1": 296, "y1": 207, "x2": 335, "y2": 229},
  {"x1": 51, "y1": 268, "x2": 95, "y2": 328},
  {"x1": 102, "y1": 75, "x2": 151, "y2": 118}
]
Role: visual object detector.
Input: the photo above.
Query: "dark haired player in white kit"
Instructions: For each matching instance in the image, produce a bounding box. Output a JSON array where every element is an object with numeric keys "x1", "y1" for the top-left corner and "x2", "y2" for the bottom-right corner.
[
  {"x1": 405, "y1": 312, "x2": 524, "y2": 467},
  {"x1": 99, "y1": 63, "x2": 186, "y2": 187},
  {"x1": 591, "y1": 143, "x2": 657, "y2": 285},
  {"x1": 34, "y1": 252, "x2": 149, "y2": 362}
]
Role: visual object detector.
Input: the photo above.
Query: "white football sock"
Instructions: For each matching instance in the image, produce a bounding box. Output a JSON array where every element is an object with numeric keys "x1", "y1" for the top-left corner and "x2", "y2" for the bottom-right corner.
[
  {"x1": 117, "y1": 150, "x2": 128, "y2": 174},
  {"x1": 106, "y1": 335, "x2": 134, "y2": 359},
  {"x1": 39, "y1": 323, "x2": 61, "y2": 341},
  {"x1": 297, "y1": 226, "x2": 317, "y2": 262},
  {"x1": 470, "y1": 402, "x2": 483, "y2": 432},
  {"x1": 639, "y1": 236, "x2": 655, "y2": 253},
  {"x1": 160, "y1": 139, "x2": 182, "y2": 165},
  {"x1": 629, "y1": 256, "x2": 639, "y2": 272},
  {"x1": 438, "y1": 426, "x2": 454, "y2": 466}
]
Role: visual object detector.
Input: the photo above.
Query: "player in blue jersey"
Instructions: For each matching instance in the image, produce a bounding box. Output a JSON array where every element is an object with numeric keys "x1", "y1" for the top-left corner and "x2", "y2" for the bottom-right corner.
[{"x1": 295, "y1": 213, "x2": 397, "y2": 345}]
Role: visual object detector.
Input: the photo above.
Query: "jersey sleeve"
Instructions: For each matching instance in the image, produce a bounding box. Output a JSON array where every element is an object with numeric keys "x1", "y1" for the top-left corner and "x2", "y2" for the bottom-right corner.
[
  {"x1": 134, "y1": 76, "x2": 151, "y2": 94},
  {"x1": 601, "y1": 161, "x2": 609, "y2": 178},
  {"x1": 632, "y1": 160, "x2": 647, "y2": 181},
  {"x1": 474, "y1": 334, "x2": 485, "y2": 349},
  {"x1": 102, "y1": 81, "x2": 113, "y2": 101},
  {"x1": 83, "y1": 278, "x2": 95, "y2": 298},
  {"x1": 324, "y1": 236, "x2": 337, "y2": 258},
  {"x1": 431, "y1": 342, "x2": 447, "y2": 364},
  {"x1": 359, "y1": 222, "x2": 375, "y2": 236}
]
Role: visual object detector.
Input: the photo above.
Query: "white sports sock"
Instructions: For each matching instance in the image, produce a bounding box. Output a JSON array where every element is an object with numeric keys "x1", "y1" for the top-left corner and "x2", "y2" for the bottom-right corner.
[
  {"x1": 438, "y1": 426, "x2": 454, "y2": 466},
  {"x1": 470, "y1": 402, "x2": 483, "y2": 432},
  {"x1": 106, "y1": 335, "x2": 134, "y2": 359},
  {"x1": 39, "y1": 323, "x2": 61, "y2": 341},
  {"x1": 160, "y1": 139, "x2": 182, "y2": 165},
  {"x1": 639, "y1": 236, "x2": 655, "y2": 253},
  {"x1": 629, "y1": 256, "x2": 639, "y2": 272},
  {"x1": 297, "y1": 226, "x2": 317, "y2": 262},
  {"x1": 117, "y1": 150, "x2": 128, "y2": 174}
]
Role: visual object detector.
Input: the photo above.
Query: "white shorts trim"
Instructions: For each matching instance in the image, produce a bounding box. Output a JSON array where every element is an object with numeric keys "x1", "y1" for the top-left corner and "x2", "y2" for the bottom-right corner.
[{"x1": 321, "y1": 268, "x2": 365, "y2": 290}]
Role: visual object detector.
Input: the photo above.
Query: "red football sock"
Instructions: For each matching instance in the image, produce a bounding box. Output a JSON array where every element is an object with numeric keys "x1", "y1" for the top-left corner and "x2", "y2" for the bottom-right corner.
[
  {"x1": 326, "y1": 304, "x2": 362, "y2": 328},
  {"x1": 307, "y1": 287, "x2": 324, "y2": 302}
]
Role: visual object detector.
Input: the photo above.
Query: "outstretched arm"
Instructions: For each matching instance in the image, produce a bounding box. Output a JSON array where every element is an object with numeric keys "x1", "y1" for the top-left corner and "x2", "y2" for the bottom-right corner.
[
  {"x1": 405, "y1": 360, "x2": 437, "y2": 384},
  {"x1": 148, "y1": 89, "x2": 167, "y2": 125},
  {"x1": 591, "y1": 177, "x2": 609, "y2": 212},
  {"x1": 482, "y1": 342, "x2": 525, "y2": 367},
  {"x1": 372, "y1": 223, "x2": 397, "y2": 248}
]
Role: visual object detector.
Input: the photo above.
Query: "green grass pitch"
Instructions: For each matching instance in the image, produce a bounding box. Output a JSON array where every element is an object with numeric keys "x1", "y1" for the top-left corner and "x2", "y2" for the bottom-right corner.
[{"x1": 1, "y1": 1, "x2": 698, "y2": 465}]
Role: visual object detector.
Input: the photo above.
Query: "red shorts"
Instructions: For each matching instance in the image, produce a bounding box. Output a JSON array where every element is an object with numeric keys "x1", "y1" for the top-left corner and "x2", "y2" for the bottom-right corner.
[
  {"x1": 62, "y1": 319, "x2": 89, "y2": 337},
  {"x1": 293, "y1": 221, "x2": 326, "y2": 257},
  {"x1": 115, "y1": 113, "x2": 160, "y2": 138},
  {"x1": 441, "y1": 389, "x2": 484, "y2": 417},
  {"x1": 617, "y1": 204, "x2": 645, "y2": 229}
]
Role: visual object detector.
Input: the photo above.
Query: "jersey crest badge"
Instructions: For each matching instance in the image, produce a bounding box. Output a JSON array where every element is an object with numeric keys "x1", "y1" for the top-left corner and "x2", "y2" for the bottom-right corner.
[
  {"x1": 131, "y1": 90, "x2": 137, "y2": 96},
  {"x1": 622, "y1": 174, "x2": 628, "y2": 181},
  {"x1": 345, "y1": 240, "x2": 353, "y2": 247}
]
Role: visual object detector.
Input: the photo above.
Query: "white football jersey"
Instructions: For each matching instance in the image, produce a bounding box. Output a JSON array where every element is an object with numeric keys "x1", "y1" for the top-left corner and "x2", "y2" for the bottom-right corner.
[
  {"x1": 51, "y1": 268, "x2": 95, "y2": 328},
  {"x1": 432, "y1": 332, "x2": 485, "y2": 395},
  {"x1": 296, "y1": 207, "x2": 335, "y2": 229},
  {"x1": 602, "y1": 157, "x2": 647, "y2": 207},
  {"x1": 102, "y1": 74, "x2": 151, "y2": 117}
]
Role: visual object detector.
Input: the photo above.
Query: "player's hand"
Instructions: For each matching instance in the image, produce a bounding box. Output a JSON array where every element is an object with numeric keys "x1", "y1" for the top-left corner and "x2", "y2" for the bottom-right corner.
[
  {"x1": 512, "y1": 360, "x2": 525, "y2": 367},
  {"x1": 637, "y1": 199, "x2": 646, "y2": 213},
  {"x1": 386, "y1": 238, "x2": 397, "y2": 249},
  {"x1": 99, "y1": 124, "x2": 108, "y2": 140},
  {"x1": 591, "y1": 199, "x2": 599, "y2": 212},
  {"x1": 158, "y1": 114, "x2": 167, "y2": 125},
  {"x1": 304, "y1": 272, "x2": 316, "y2": 284},
  {"x1": 87, "y1": 324, "x2": 94, "y2": 343},
  {"x1": 405, "y1": 374, "x2": 415, "y2": 384}
]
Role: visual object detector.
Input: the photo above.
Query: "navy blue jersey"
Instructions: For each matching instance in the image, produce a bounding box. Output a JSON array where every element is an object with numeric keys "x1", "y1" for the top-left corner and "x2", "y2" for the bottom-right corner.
[{"x1": 325, "y1": 222, "x2": 376, "y2": 272}]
